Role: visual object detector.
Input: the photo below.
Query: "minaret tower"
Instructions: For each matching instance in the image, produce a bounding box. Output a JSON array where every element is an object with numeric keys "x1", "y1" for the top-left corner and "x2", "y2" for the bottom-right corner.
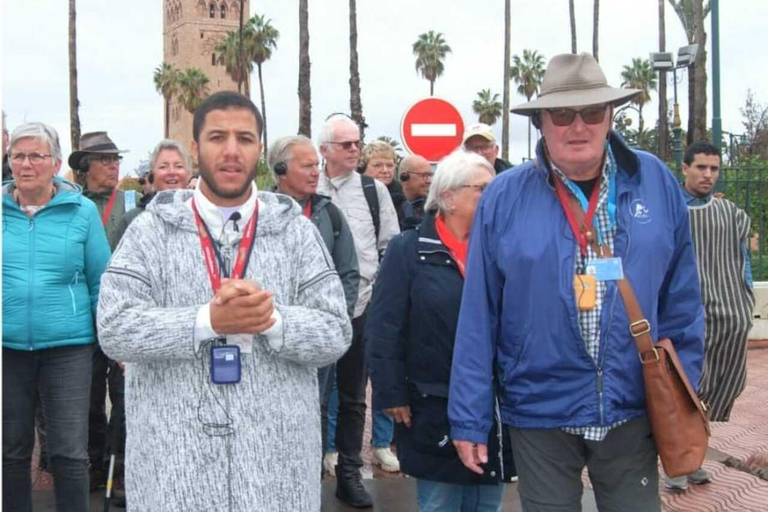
[{"x1": 163, "y1": 0, "x2": 250, "y2": 149}]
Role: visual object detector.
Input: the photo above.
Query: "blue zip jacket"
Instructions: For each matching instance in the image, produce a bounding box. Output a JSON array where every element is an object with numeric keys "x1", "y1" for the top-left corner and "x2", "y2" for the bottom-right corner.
[
  {"x1": 448, "y1": 133, "x2": 705, "y2": 444},
  {"x1": 3, "y1": 177, "x2": 111, "y2": 351}
]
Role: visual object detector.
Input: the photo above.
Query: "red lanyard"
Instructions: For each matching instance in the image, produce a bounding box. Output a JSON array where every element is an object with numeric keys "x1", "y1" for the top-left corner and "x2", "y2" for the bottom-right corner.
[
  {"x1": 553, "y1": 173, "x2": 601, "y2": 257},
  {"x1": 302, "y1": 197, "x2": 312, "y2": 219},
  {"x1": 191, "y1": 199, "x2": 259, "y2": 293},
  {"x1": 101, "y1": 189, "x2": 119, "y2": 227}
]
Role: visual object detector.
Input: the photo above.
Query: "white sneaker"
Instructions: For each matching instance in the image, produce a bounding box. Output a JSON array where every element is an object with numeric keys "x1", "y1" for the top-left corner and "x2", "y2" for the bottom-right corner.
[
  {"x1": 323, "y1": 452, "x2": 338, "y2": 476},
  {"x1": 373, "y1": 447, "x2": 401, "y2": 473}
]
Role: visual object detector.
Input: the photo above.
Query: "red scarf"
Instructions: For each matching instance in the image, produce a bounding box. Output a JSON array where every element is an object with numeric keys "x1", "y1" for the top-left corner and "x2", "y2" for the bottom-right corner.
[{"x1": 435, "y1": 214, "x2": 468, "y2": 277}]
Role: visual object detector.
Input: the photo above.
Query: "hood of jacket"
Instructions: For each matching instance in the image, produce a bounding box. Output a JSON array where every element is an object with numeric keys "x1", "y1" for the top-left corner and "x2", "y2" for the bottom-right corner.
[
  {"x1": 3, "y1": 177, "x2": 83, "y2": 211},
  {"x1": 146, "y1": 185, "x2": 302, "y2": 237}
]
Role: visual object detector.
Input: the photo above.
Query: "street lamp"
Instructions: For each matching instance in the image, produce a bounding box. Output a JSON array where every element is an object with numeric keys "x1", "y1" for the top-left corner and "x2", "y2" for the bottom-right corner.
[{"x1": 650, "y1": 44, "x2": 698, "y2": 171}]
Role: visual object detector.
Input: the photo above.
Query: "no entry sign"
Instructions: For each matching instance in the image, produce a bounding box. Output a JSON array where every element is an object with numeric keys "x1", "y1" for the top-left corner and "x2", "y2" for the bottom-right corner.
[{"x1": 400, "y1": 98, "x2": 465, "y2": 163}]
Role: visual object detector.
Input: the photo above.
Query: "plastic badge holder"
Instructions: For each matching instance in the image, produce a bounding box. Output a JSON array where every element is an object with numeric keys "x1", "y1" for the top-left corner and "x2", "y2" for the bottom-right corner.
[{"x1": 210, "y1": 344, "x2": 241, "y2": 384}]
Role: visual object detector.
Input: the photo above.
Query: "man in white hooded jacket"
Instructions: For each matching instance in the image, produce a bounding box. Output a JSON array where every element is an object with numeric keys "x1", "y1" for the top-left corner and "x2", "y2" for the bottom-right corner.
[{"x1": 97, "y1": 92, "x2": 352, "y2": 512}]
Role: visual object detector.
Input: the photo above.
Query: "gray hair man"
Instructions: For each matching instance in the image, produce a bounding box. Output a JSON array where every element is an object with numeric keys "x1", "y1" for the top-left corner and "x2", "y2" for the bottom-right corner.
[
  {"x1": 316, "y1": 114, "x2": 400, "y2": 508},
  {"x1": 397, "y1": 154, "x2": 432, "y2": 229},
  {"x1": 462, "y1": 123, "x2": 512, "y2": 174},
  {"x1": 448, "y1": 53, "x2": 705, "y2": 512}
]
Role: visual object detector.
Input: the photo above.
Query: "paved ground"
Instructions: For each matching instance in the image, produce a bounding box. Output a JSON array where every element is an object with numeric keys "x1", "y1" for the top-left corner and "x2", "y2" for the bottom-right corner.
[{"x1": 32, "y1": 348, "x2": 768, "y2": 511}]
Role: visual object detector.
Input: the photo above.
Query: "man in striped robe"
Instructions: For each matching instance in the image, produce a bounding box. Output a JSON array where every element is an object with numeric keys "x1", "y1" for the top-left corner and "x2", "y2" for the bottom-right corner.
[{"x1": 666, "y1": 141, "x2": 756, "y2": 491}]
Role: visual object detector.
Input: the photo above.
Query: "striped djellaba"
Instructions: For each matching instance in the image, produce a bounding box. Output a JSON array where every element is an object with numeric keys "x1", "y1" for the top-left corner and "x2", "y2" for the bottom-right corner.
[{"x1": 688, "y1": 197, "x2": 755, "y2": 421}]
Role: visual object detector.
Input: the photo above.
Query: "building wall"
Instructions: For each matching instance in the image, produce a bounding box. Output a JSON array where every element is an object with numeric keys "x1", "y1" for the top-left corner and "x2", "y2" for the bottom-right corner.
[{"x1": 163, "y1": 0, "x2": 250, "y2": 152}]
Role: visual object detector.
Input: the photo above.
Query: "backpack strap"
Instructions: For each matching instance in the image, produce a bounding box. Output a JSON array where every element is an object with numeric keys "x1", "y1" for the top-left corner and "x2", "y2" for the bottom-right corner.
[
  {"x1": 326, "y1": 201, "x2": 343, "y2": 239},
  {"x1": 360, "y1": 175, "x2": 381, "y2": 240}
]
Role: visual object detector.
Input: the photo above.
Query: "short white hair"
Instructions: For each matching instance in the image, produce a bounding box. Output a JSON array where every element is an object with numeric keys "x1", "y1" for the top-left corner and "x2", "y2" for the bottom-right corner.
[
  {"x1": 317, "y1": 114, "x2": 359, "y2": 145},
  {"x1": 150, "y1": 139, "x2": 191, "y2": 172},
  {"x1": 424, "y1": 150, "x2": 495, "y2": 214},
  {"x1": 268, "y1": 135, "x2": 315, "y2": 181},
  {"x1": 9, "y1": 122, "x2": 62, "y2": 162}
]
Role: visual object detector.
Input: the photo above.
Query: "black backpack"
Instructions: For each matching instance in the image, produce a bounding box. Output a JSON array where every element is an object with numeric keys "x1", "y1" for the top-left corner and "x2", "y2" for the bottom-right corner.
[{"x1": 360, "y1": 174, "x2": 381, "y2": 240}]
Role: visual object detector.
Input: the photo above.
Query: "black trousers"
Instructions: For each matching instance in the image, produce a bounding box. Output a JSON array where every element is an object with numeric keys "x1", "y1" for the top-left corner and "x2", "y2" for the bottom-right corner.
[
  {"x1": 334, "y1": 312, "x2": 368, "y2": 469},
  {"x1": 87, "y1": 345, "x2": 125, "y2": 468}
]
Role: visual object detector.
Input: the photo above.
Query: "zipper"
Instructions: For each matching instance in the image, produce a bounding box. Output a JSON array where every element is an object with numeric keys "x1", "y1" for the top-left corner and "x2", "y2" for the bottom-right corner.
[
  {"x1": 27, "y1": 217, "x2": 35, "y2": 350},
  {"x1": 68, "y1": 270, "x2": 81, "y2": 315},
  {"x1": 597, "y1": 368, "x2": 605, "y2": 425}
]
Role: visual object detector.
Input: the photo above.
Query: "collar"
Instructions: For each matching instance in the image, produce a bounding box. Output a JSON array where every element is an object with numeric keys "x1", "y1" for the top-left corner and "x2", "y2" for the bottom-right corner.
[
  {"x1": 322, "y1": 167, "x2": 357, "y2": 189},
  {"x1": 188, "y1": 181, "x2": 260, "y2": 244},
  {"x1": 680, "y1": 184, "x2": 712, "y2": 206},
  {"x1": 416, "y1": 214, "x2": 448, "y2": 254}
]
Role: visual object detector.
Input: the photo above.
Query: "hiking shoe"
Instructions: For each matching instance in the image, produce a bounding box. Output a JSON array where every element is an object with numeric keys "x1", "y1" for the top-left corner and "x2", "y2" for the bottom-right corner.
[
  {"x1": 688, "y1": 468, "x2": 712, "y2": 485},
  {"x1": 323, "y1": 452, "x2": 338, "y2": 476},
  {"x1": 335, "y1": 465, "x2": 373, "y2": 508},
  {"x1": 664, "y1": 475, "x2": 688, "y2": 492},
  {"x1": 372, "y1": 447, "x2": 400, "y2": 473}
]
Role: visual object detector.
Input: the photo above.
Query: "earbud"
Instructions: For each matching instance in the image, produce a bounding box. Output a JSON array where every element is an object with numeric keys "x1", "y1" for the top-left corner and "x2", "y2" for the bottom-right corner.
[
  {"x1": 400, "y1": 172, "x2": 410, "y2": 182},
  {"x1": 532, "y1": 113, "x2": 542, "y2": 130},
  {"x1": 274, "y1": 162, "x2": 288, "y2": 176}
]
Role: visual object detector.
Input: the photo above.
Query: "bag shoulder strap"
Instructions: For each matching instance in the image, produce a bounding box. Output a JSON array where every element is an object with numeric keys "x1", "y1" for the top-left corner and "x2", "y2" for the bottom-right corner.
[
  {"x1": 360, "y1": 174, "x2": 381, "y2": 240},
  {"x1": 326, "y1": 201, "x2": 343, "y2": 238}
]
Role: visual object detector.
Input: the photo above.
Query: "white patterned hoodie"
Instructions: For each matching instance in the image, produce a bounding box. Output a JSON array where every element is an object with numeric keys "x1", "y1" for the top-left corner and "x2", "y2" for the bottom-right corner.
[{"x1": 97, "y1": 186, "x2": 352, "y2": 512}]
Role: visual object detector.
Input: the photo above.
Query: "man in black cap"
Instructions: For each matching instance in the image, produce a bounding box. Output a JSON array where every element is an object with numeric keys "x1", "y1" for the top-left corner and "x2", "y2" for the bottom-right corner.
[{"x1": 69, "y1": 131, "x2": 138, "y2": 502}]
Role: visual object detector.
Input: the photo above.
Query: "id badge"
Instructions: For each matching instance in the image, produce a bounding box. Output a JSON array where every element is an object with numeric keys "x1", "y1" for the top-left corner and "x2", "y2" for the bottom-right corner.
[
  {"x1": 574, "y1": 274, "x2": 597, "y2": 311},
  {"x1": 210, "y1": 344, "x2": 241, "y2": 384},
  {"x1": 227, "y1": 334, "x2": 253, "y2": 354},
  {"x1": 585, "y1": 257, "x2": 624, "y2": 281}
]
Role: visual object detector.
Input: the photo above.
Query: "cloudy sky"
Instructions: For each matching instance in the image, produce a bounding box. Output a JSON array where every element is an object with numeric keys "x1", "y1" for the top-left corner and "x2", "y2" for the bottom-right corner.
[{"x1": 3, "y1": 0, "x2": 767, "y2": 175}]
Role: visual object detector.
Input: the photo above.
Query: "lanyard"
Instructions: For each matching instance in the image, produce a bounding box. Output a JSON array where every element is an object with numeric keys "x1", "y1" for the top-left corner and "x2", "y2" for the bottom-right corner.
[
  {"x1": 101, "y1": 189, "x2": 119, "y2": 227},
  {"x1": 302, "y1": 197, "x2": 312, "y2": 219},
  {"x1": 191, "y1": 199, "x2": 259, "y2": 293},
  {"x1": 553, "y1": 173, "x2": 601, "y2": 257}
]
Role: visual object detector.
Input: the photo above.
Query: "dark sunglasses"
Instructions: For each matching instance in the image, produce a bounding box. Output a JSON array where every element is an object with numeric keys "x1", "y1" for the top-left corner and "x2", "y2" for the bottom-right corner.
[
  {"x1": 546, "y1": 105, "x2": 608, "y2": 127},
  {"x1": 328, "y1": 140, "x2": 362, "y2": 151}
]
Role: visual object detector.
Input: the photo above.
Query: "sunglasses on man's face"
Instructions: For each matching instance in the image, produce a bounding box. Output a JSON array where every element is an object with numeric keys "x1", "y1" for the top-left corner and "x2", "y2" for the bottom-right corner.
[
  {"x1": 546, "y1": 105, "x2": 608, "y2": 127},
  {"x1": 327, "y1": 140, "x2": 362, "y2": 151}
]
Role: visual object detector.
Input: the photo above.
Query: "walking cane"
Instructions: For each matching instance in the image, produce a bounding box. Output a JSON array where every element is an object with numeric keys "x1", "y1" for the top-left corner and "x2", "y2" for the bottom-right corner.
[
  {"x1": 103, "y1": 363, "x2": 125, "y2": 512},
  {"x1": 103, "y1": 453, "x2": 116, "y2": 512}
]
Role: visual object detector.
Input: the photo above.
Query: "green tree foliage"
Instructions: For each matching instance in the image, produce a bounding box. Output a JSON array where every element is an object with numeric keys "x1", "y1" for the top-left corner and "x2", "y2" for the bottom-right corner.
[
  {"x1": 620, "y1": 57, "x2": 657, "y2": 134},
  {"x1": 412, "y1": 31, "x2": 451, "y2": 96},
  {"x1": 472, "y1": 89, "x2": 503, "y2": 126},
  {"x1": 249, "y1": 14, "x2": 279, "y2": 159},
  {"x1": 178, "y1": 68, "x2": 211, "y2": 114},
  {"x1": 510, "y1": 49, "x2": 546, "y2": 158},
  {"x1": 215, "y1": 30, "x2": 254, "y2": 97},
  {"x1": 154, "y1": 62, "x2": 181, "y2": 138}
]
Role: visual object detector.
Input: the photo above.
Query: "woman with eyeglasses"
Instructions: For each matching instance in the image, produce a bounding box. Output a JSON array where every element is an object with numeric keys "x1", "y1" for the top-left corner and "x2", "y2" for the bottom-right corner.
[
  {"x1": 2, "y1": 122, "x2": 111, "y2": 512},
  {"x1": 360, "y1": 140, "x2": 406, "y2": 228},
  {"x1": 366, "y1": 150, "x2": 506, "y2": 512},
  {"x1": 121, "y1": 139, "x2": 192, "y2": 230}
]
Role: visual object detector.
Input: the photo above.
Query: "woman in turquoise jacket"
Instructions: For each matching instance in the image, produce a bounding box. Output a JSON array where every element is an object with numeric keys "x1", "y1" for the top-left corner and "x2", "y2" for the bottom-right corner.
[{"x1": 3, "y1": 122, "x2": 111, "y2": 512}]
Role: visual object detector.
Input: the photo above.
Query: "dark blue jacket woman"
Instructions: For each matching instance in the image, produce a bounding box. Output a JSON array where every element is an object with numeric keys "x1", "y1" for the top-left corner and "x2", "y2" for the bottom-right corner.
[{"x1": 366, "y1": 213, "x2": 507, "y2": 485}]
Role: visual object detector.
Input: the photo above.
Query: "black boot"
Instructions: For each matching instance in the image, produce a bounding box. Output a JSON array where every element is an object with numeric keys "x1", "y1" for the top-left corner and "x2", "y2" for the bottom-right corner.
[{"x1": 335, "y1": 465, "x2": 373, "y2": 508}]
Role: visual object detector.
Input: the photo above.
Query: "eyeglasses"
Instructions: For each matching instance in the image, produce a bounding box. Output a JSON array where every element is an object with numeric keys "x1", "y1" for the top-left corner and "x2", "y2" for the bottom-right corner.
[
  {"x1": 369, "y1": 162, "x2": 396, "y2": 171},
  {"x1": 409, "y1": 171, "x2": 433, "y2": 180},
  {"x1": 461, "y1": 184, "x2": 488, "y2": 193},
  {"x1": 546, "y1": 105, "x2": 608, "y2": 127},
  {"x1": 93, "y1": 155, "x2": 123, "y2": 166},
  {"x1": 10, "y1": 152, "x2": 52, "y2": 165},
  {"x1": 327, "y1": 140, "x2": 362, "y2": 151}
]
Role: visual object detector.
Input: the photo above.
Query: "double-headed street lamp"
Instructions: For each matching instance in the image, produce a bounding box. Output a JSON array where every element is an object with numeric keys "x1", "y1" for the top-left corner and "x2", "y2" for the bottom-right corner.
[{"x1": 650, "y1": 44, "x2": 699, "y2": 170}]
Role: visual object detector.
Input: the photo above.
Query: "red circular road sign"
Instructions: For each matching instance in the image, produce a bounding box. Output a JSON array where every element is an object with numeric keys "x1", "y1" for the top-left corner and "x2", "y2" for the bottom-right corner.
[{"x1": 400, "y1": 98, "x2": 465, "y2": 163}]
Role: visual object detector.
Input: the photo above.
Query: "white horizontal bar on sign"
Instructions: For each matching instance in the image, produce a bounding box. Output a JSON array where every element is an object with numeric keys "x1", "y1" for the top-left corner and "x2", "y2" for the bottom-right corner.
[{"x1": 410, "y1": 123, "x2": 457, "y2": 137}]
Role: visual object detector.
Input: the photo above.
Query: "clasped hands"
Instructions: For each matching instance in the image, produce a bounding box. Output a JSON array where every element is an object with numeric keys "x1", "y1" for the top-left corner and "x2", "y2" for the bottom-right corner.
[{"x1": 210, "y1": 278, "x2": 276, "y2": 335}]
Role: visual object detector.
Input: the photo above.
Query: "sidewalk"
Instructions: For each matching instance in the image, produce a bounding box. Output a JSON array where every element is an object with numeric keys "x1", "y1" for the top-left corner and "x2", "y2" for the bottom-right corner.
[{"x1": 33, "y1": 349, "x2": 768, "y2": 512}]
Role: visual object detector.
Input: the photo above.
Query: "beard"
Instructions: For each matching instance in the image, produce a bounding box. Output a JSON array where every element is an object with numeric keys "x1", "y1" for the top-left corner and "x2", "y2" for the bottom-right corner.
[{"x1": 198, "y1": 158, "x2": 257, "y2": 200}]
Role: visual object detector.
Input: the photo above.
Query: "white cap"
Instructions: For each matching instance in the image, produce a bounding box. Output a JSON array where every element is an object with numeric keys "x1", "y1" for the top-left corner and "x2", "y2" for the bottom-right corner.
[{"x1": 463, "y1": 123, "x2": 496, "y2": 144}]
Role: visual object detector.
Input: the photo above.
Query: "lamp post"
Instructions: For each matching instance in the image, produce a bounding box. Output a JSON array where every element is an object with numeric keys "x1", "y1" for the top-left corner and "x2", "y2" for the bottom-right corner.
[{"x1": 650, "y1": 45, "x2": 698, "y2": 171}]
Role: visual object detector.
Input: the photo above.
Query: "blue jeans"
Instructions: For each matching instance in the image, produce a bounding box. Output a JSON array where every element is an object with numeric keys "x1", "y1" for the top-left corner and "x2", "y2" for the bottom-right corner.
[
  {"x1": 3, "y1": 344, "x2": 92, "y2": 512},
  {"x1": 326, "y1": 379, "x2": 339, "y2": 452},
  {"x1": 372, "y1": 408, "x2": 394, "y2": 448},
  {"x1": 416, "y1": 479, "x2": 504, "y2": 512}
]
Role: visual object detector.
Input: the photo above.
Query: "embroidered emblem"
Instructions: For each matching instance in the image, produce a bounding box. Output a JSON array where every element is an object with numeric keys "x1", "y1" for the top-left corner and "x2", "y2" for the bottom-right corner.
[{"x1": 630, "y1": 199, "x2": 651, "y2": 224}]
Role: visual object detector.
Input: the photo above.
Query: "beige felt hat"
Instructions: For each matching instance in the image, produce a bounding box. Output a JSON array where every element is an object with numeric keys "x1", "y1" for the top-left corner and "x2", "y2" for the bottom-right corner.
[{"x1": 512, "y1": 53, "x2": 640, "y2": 116}]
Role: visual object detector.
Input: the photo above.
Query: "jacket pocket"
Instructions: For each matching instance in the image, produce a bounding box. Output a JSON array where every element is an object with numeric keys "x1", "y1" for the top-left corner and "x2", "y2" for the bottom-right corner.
[{"x1": 408, "y1": 383, "x2": 455, "y2": 457}]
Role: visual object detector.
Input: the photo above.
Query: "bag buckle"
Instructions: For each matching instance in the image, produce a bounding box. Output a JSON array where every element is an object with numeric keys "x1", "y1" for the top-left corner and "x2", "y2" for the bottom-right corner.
[
  {"x1": 639, "y1": 347, "x2": 659, "y2": 363},
  {"x1": 629, "y1": 319, "x2": 651, "y2": 337}
]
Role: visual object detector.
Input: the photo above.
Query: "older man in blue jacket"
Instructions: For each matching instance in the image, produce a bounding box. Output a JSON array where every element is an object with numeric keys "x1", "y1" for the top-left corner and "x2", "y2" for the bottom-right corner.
[{"x1": 448, "y1": 53, "x2": 705, "y2": 512}]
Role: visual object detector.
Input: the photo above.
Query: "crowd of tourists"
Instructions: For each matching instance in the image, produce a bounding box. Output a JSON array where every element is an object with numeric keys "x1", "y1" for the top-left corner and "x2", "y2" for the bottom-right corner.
[{"x1": 2, "y1": 53, "x2": 755, "y2": 512}]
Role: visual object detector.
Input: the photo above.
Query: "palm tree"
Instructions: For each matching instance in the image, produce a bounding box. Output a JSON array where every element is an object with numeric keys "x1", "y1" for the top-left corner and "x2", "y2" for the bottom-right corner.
[
  {"x1": 215, "y1": 30, "x2": 253, "y2": 97},
  {"x1": 620, "y1": 58, "x2": 657, "y2": 134},
  {"x1": 668, "y1": 0, "x2": 711, "y2": 144},
  {"x1": 692, "y1": 0, "x2": 707, "y2": 143},
  {"x1": 249, "y1": 14, "x2": 279, "y2": 159},
  {"x1": 593, "y1": 0, "x2": 600, "y2": 61},
  {"x1": 348, "y1": 0, "x2": 366, "y2": 140},
  {"x1": 238, "y1": 0, "x2": 245, "y2": 94},
  {"x1": 178, "y1": 68, "x2": 210, "y2": 114},
  {"x1": 298, "y1": 0, "x2": 311, "y2": 137},
  {"x1": 472, "y1": 89, "x2": 503, "y2": 126},
  {"x1": 658, "y1": 0, "x2": 669, "y2": 161},
  {"x1": 501, "y1": 0, "x2": 511, "y2": 161},
  {"x1": 68, "y1": 0, "x2": 81, "y2": 151},
  {"x1": 154, "y1": 63, "x2": 181, "y2": 138},
  {"x1": 412, "y1": 31, "x2": 451, "y2": 96},
  {"x1": 569, "y1": 0, "x2": 577, "y2": 53},
  {"x1": 510, "y1": 49, "x2": 546, "y2": 158}
]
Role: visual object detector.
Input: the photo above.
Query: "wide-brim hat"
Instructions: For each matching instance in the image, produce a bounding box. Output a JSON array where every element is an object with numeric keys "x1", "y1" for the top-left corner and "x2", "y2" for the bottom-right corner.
[
  {"x1": 68, "y1": 131, "x2": 128, "y2": 170},
  {"x1": 511, "y1": 53, "x2": 641, "y2": 116}
]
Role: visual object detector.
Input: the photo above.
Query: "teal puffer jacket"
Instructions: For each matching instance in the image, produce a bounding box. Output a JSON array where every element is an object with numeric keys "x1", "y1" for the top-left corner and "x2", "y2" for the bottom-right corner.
[{"x1": 2, "y1": 178, "x2": 111, "y2": 351}]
